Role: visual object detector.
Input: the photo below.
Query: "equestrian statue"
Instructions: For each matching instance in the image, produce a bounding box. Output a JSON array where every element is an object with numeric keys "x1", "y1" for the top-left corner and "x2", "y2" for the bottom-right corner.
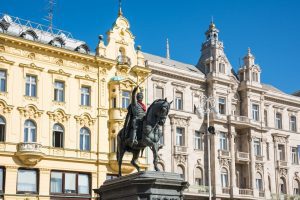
[{"x1": 117, "y1": 86, "x2": 172, "y2": 176}]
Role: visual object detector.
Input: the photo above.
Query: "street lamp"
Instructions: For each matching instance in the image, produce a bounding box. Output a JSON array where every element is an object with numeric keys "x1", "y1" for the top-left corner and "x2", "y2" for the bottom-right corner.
[{"x1": 195, "y1": 95, "x2": 220, "y2": 200}]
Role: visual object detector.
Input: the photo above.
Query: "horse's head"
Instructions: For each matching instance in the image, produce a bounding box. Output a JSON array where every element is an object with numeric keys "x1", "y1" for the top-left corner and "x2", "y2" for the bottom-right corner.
[{"x1": 148, "y1": 98, "x2": 172, "y2": 126}]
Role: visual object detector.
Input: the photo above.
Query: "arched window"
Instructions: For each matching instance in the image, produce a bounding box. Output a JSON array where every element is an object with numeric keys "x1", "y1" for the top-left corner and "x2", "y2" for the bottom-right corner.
[
  {"x1": 80, "y1": 127, "x2": 90, "y2": 151},
  {"x1": 280, "y1": 177, "x2": 287, "y2": 194},
  {"x1": 53, "y1": 124, "x2": 64, "y2": 148},
  {"x1": 195, "y1": 167, "x2": 203, "y2": 185},
  {"x1": 24, "y1": 120, "x2": 36, "y2": 142},
  {"x1": 256, "y1": 172, "x2": 263, "y2": 191},
  {"x1": 221, "y1": 168, "x2": 229, "y2": 187},
  {"x1": 157, "y1": 163, "x2": 164, "y2": 172},
  {"x1": 294, "y1": 179, "x2": 300, "y2": 195},
  {"x1": 21, "y1": 30, "x2": 38, "y2": 41},
  {"x1": 0, "y1": 116, "x2": 5, "y2": 142},
  {"x1": 177, "y1": 165, "x2": 185, "y2": 179}
]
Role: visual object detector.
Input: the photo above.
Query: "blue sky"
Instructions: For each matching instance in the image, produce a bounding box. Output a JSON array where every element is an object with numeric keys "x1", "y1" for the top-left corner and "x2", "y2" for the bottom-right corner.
[{"x1": 1, "y1": 0, "x2": 299, "y2": 94}]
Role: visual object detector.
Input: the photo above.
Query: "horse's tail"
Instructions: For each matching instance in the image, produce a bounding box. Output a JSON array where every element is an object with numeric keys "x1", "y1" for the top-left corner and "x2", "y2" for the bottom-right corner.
[{"x1": 116, "y1": 128, "x2": 123, "y2": 162}]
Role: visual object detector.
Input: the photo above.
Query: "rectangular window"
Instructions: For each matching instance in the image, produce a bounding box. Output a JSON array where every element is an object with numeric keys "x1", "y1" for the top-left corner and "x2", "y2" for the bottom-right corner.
[
  {"x1": 278, "y1": 145, "x2": 285, "y2": 161},
  {"x1": 17, "y1": 169, "x2": 37, "y2": 193},
  {"x1": 218, "y1": 97, "x2": 226, "y2": 115},
  {"x1": 252, "y1": 72, "x2": 258, "y2": 82},
  {"x1": 155, "y1": 87, "x2": 164, "y2": 100},
  {"x1": 159, "y1": 126, "x2": 164, "y2": 145},
  {"x1": 176, "y1": 127, "x2": 184, "y2": 146},
  {"x1": 0, "y1": 70, "x2": 6, "y2": 92},
  {"x1": 194, "y1": 131, "x2": 202, "y2": 150},
  {"x1": 50, "y1": 171, "x2": 90, "y2": 195},
  {"x1": 175, "y1": 92, "x2": 183, "y2": 110},
  {"x1": 54, "y1": 81, "x2": 64, "y2": 102},
  {"x1": 219, "y1": 132, "x2": 228, "y2": 151},
  {"x1": 252, "y1": 104, "x2": 260, "y2": 121},
  {"x1": 0, "y1": 168, "x2": 3, "y2": 194},
  {"x1": 256, "y1": 178, "x2": 263, "y2": 191},
  {"x1": 292, "y1": 148, "x2": 298, "y2": 164},
  {"x1": 264, "y1": 110, "x2": 268, "y2": 127},
  {"x1": 275, "y1": 113, "x2": 282, "y2": 129},
  {"x1": 254, "y1": 139, "x2": 261, "y2": 156},
  {"x1": 81, "y1": 86, "x2": 91, "y2": 106},
  {"x1": 219, "y1": 63, "x2": 225, "y2": 73},
  {"x1": 111, "y1": 97, "x2": 117, "y2": 108},
  {"x1": 290, "y1": 116, "x2": 297, "y2": 132},
  {"x1": 25, "y1": 75, "x2": 37, "y2": 97},
  {"x1": 122, "y1": 91, "x2": 130, "y2": 109},
  {"x1": 0, "y1": 118, "x2": 5, "y2": 142}
]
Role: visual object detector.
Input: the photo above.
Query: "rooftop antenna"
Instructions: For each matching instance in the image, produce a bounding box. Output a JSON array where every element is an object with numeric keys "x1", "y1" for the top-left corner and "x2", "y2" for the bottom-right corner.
[
  {"x1": 45, "y1": 0, "x2": 56, "y2": 31},
  {"x1": 118, "y1": 0, "x2": 123, "y2": 16},
  {"x1": 166, "y1": 38, "x2": 170, "y2": 59}
]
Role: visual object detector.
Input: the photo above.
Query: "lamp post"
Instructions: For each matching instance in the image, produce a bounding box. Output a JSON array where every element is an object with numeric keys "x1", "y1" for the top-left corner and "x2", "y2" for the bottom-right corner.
[{"x1": 195, "y1": 95, "x2": 220, "y2": 200}]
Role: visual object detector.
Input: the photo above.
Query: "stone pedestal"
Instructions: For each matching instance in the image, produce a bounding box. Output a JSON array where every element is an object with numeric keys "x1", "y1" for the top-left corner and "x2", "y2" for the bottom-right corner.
[{"x1": 94, "y1": 171, "x2": 189, "y2": 200}]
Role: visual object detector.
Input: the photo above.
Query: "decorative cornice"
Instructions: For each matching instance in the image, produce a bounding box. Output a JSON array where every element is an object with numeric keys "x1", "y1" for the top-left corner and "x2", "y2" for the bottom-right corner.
[
  {"x1": 0, "y1": 99, "x2": 14, "y2": 114},
  {"x1": 75, "y1": 74, "x2": 96, "y2": 82},
  {"x1": 47, "y1": 109, "x2": 71, "y2": 123},
  {"x1": 19, "y1": 63, "x2": 44, "y2": 72},
  {"x1": 17, "y1": 104, "x2": 43, "y2": 119},
  {"x1": 74, "y1": 112, "x2": 96, "y2": 127},
  {"x1": 48, "y1": 69, "x2": 71, "y2": 77},
  {"x1": 0, "y1": 56, "x2": 15, "y2": 65}
]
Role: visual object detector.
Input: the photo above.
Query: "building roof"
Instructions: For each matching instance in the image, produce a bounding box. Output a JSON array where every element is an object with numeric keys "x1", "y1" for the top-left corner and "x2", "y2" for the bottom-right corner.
[
  {"x1": 0, "y1": 14, "x2": 91, "y2": 55},
  {"x1": 292, "y1": 90, "x2": 300, "y2": 97},
  {"x1": 262, "y1": 84, "x2": 284, "y2": 94},
  {"x1": 143, "y1": 52, "x2": 203, "y2": 75}
]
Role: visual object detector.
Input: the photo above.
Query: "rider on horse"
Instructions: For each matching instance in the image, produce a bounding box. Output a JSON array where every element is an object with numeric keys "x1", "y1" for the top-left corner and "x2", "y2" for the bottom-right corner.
[{"x1": 124, "y1": 86, "x2": 147, "y2": 147}]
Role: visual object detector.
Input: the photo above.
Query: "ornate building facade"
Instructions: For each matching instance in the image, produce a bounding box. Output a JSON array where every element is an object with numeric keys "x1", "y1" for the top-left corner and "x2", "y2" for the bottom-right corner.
[{"x1": 146, "y1": 22, "x2": 300, "y2": 200}]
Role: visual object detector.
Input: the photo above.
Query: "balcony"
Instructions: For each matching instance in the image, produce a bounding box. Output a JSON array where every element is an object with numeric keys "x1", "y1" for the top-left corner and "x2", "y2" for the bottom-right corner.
[
  {"x1": 174, "y1": 145, "x2": 188, "y2": 155},
  {"x1": 230, "y1": 115, "x2": 250, "y2": 128},
  {"x1": 255, "y1": 155, "x2": 264, "y2": 162},
  {"x1": 277, "y1": 160, "x2": 288, "y2": 168},
  {"x1": 185, "y1": 185, "x2": 210, "y2": 195},
  {"x1": 218, "y1": 150, "x2": 230, "y2": 158},
  {"x1": 15, "y1": 142, "x2": 45, "y2": 165},
  {"x1": 236, "y1": 151, "x2": 250, "y2": 162},
  {"x1": 222, "y1": 187, "x2": 230, "y2": 194},
  {"x1": 239, "y1": 188, "x2": 253, "y2": 196},
  {"x1": 116, "y1": 55, "x2": 131, "y2": 66}
]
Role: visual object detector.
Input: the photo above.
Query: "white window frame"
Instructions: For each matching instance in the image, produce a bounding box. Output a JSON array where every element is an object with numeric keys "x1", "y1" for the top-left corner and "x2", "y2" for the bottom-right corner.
[
  {"x1": 0, "y1": 70, "x2": 7, "y2": 92},
  {"x1": 194, "y1": 131, "x2": 202, "y2": 150},
  {"x1": 122, "y1": 91, "x2": 130, "y2": 109},
  {"x1": 54, "y1": 81, "x2": 65, "y2": 102},
  {"x1": 219, "y1": 132, "x2": 228, "y2": 151},
  {"x1": 275, "y1": 113, "x2": 282, "y2": 129},
  {"x1": 290, "y1": 116, "x2": 297, "y2": 132},
  {"x1": 176, "y1": 127, "x2": 184, "y2": 146},
  {"x1": 81, "y1": 86, "x2": 91, "y2": 106},
  {"x1": 218, "y1": 97, "x2": 226, "y2": 115},
  {"x1": 175, "y1": 92, "x2": 183, "y2": 110},
  {"x1": 25, "y1": 75, "x2": 37, "y2": 97},
  {"x1": 252, "y1": 104, "x2": 260, "y2": 121}
]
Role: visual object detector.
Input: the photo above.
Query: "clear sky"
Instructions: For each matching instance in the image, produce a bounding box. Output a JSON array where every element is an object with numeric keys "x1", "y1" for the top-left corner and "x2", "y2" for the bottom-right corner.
[{"x1": 1, "y1": 0, "x2": 299, "y2": 94}]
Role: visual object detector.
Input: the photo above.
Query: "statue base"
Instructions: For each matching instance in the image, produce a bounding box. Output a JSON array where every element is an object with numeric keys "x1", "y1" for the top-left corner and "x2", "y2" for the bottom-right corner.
[{"x1": 94, "y1": 171, "x2": 189, "y2": 200}]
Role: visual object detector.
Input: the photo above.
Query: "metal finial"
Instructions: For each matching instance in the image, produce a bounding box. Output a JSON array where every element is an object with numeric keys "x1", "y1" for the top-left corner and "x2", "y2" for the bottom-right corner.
[
  {"x1": 118, "y1": 0, "x2": 123, "y2": 16},
  {"x1": 248, "y1": 47, "x2": 251, "y2": 54},
  {"x1": 166, "y1": 38, "x2": 170, "y2": 59}
]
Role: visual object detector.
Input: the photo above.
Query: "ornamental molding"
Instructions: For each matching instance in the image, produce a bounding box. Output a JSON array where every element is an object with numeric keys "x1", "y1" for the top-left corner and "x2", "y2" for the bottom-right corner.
[
  {"x1": 75, "y1": 74, "x2": 96, "y2": 82},
  {"x1": 48, "y1": 69, "x2": 71, "y2": 77},
  {"x1": 219, "y1": 158, "x2": 230, "y2": 168},
  {"x1": 19, "y1": 63, "x2": 44, "y2": 72},
  {"x1": 0, "y1": 45, "x2": 5, "y2": 52},
  {"x1": 151, "y1": 77, "x2": 168, "y2": 84},
  {"x1": 174, "y1": 154, "x2": 187, "y2": 165},
  {"x1": 47, "y1": 109, "x2": 70, "y2": 123},
  {"x1": 265, "y1": 96, "x2": 300, "y2": 108},
  {"x1": 272, "y1": 133, "x2": 289, "y2": 144},
  {"x1": 255, "y1": 163, "x2": 264, "y2": 172},
  {"x1": 279, "y1": 169, "x2": 288, "y2": 177},
  {"x1": 0, "y1": 99, "x2": 13, "y2": 114},
  {"x1": 0, "y1": 56, "x2": 14, "y2": 65},
  {"x1": 74, "y1": 112, "x2": 96, "y2": 127},
  {"x1": 168, "y1": 114, "x2": 191, "y2": 126},
  {"x1": 17, "y1": 104, "x2": 43, "y2": 119}
]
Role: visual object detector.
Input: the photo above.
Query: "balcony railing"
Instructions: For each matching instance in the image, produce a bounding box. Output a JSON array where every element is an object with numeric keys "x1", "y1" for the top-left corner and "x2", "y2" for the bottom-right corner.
[
  {"x1": 186, "y1": 185, "x2": 210, "y2": 194},
  {"x1": 219, "y1": 150, "x2": 230, "y2": 158},
  {"x1": 116, "y1": 55, "x2": 131, "y2": 65},
  {"x1": 277, "y1": 160, "x2": 288, "y2": 168},
  {"x1": 16, "y1": 142, "x2": 45, "y2": 165},
  {"x1": 174, "y1": 145, "x2": 188, "y2": 154},
  {"x1": 239, "y1": 188, "x2": 253, "y2": 196},
  {"x1": 17, "y1": 142, "x2": 42, "y2": 152},
  {"x1": 255, "y1": 155, "x2": 264, "y2": 162},
  {"x1": 222, "y1": 187, "x2": 230, "y2": 194},
  {"x1": 236, "y1": 151, "x2": 250, "y2": 161}
]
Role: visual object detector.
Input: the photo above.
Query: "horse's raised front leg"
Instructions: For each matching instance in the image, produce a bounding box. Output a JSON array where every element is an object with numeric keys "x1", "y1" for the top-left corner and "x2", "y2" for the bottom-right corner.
[{"x1": 131, "y1": 150, "x2": 140, "y2": 172}]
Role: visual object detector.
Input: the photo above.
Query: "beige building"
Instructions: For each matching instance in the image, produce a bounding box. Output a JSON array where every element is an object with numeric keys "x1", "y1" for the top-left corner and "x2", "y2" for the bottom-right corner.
[
  {"x1": 0, "y1": 10, "x2": 150, "y2": 199},
  {"x1": 146, "y1": 22, "x2": 300, "y2": 200}
]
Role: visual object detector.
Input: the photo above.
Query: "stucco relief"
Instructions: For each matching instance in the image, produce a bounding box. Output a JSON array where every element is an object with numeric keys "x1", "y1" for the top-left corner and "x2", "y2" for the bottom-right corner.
[
  {"x1": 255, "y1": 163, "x2": 264, "y2": 172},
  {"x1": 74, "y1": 112, "x2": 96, "y2": 127},
  {"x1": 0, "y1": 99, "x2": 13, "y2": 114},
  {"x1": 47, "y1": 109, "x2": 70, "y2": 123},
  {"x1": 17, "y1": 104, "x2": 43, "y2": 119}
]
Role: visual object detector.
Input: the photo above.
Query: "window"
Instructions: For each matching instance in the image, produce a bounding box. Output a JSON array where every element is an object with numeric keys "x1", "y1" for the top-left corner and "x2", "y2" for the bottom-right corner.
[
  {"x1": 54, "y1": 81, "x2": 64, "y2": 102},
  {"x1": 264, "y1": 110, "x2": 268, "y2": 127},
  {"x1": 0, "y1": 70, "x2": 6, "y2": 92},
  {"x1": 81, "y1": 86, "x2": 90, "y2": 106},
  {"x1": 106, "y1": 174, "x2": 118, "y2": 180},
  {"x1": 280, "y1": 177, "x2": 287, "y2": 194},
  {"x1": 219, "y1": 63, "x2": 225, "y2": 73},
  {"x1": 159, "y1": 126, "x2": 164, "y2": 145},
  {"x1": 221, "y1": 168, "x2": 229, "y2": 187},
  {"x1": 177, "y1": 165, "x2": 184, "y2": 179},
  {"x1": 193, "y1": 95, "x2": 200, "y2": 113},
  {"x1": 111, "y1": 97, "x2": 117, "y2": 108},
  {"x1": 155, "y1": 87, "x2": 164, "y2": 100},
  {"x1": 25, "y1": 75, "x2": 37, "y2": 97},
  {"x1": 0, "y1": 117, "x2": 5, "y2": 142},
  {"x1": 0, "y1": 168, "x2": 4, "y2": 194},
  {"x1": 275, "y1": 113, "x2": 282, "y2": 129},
  {"x1": 195, "y1": 167, "x2": 203, "y2": 185},
  {"x1": 278, "y1": 145, "x2": 285, "y2": 161},
  {"x1": 254, "y1": 139, "x2": 261, "y2": 156},
  {"x1": 176, "y1": 127, "x2": 184, "y2": 146},
  {"x1": 122, "y1": 91, "x2": 130, "y2": 109},
  {"x1": 256, "y1": 172, "x2": 263, "y2": 191},
  {"x1": 50, "y1": 171, "x2": 90, "y2": 195},
  {"x1": 175, "y1": 92, "x2": 183, "y2": 110},
  {"x1": 252, "y1": 72, "x2": 258, "y2": 82},
  {"x1": 17, "y1": 169, "x2": 38, "y2": 194},
  {"x1": 80, "y1": 127, "x2": 90, "y2": 151},
  {"x1": 53, "y1": 124, "x2": 64, "y2": 148},
  {"x1": 290, "y1": 116, "x2": 297, "y2": 132},
  {"x1": 218, "y1": 97, "x2": 226, "y2": 115},
  {"x1": 110, "y1": 137, "x2": 117, "y2": 152},
  {"x1": 294, "y1": 179, "x2": 300, "y2": 195},
  {"x1": 219, "y1": 132, "x2": 228, "y2": 151},
  {"x1": 24, "y1": 120, "x2": 36, "y2": 143},
  {"x1": 252, "y1": 104, "x2": 260, "y2": 121},
  {"x1": 194, "y1": 131, "x2": 202, "y2": 150},
  {"x1": 292, "y1": 147, "x2": 298, "y2": 164}
]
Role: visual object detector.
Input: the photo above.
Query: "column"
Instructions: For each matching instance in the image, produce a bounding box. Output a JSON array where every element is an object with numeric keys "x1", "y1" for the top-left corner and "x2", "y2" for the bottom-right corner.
[
  {"x1": 229, "y1": 130, "x2": 238, "y2": 196},
  {"x1": 249, "y1": 133, "x2": 257, "y2": 197},
  {"x1": 273, "y1": 137, "x2": 279, "y2": 198},
  {"x1": 39, "y1": 168, "x2": 51, "y2": 199},
  {"x1": 4, "y1": 165, "x2": 18, "y2": 200}
]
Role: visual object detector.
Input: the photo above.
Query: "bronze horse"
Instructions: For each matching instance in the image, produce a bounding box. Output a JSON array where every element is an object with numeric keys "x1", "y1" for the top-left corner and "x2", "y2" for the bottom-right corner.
[{"x1": 117, "y1": 98, "x2": 172, "y2": 176}]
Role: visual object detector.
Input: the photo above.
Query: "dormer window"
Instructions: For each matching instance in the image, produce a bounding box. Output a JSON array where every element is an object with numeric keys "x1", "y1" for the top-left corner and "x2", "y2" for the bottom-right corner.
[
  {"x1": 219, "y1": 63, "x2": 225, "y2": 74},
  {"x1": 75, "y1": 44, "x2": 90, "y2": 54},
  {"x1": 20, "y1": 30, "x2": 38, "y2": 41},
  {"x1": 252, "y1": 72, "x2": 258, "y2": 82},
  {"x1": 49, "y1": 37, "x2": 65, "y2": 48}
]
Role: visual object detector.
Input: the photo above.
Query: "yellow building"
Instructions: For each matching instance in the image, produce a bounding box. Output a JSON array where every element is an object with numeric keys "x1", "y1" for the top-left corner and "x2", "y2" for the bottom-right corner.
[{"x1": 0, "y1": 9, "x2": 150, "y2": 199}]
